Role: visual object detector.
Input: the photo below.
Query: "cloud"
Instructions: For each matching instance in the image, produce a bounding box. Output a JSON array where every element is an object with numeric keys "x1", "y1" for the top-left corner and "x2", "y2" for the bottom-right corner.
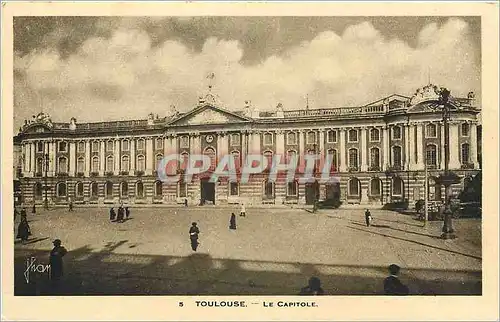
[{"x1": 14, "y1": 18, "x2": 480, "y2": 130}]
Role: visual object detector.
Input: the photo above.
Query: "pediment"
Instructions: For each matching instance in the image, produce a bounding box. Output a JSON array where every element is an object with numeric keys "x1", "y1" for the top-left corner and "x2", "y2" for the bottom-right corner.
[{"x1": 169, "y1": 105, "x2": 252, "y2": 126}]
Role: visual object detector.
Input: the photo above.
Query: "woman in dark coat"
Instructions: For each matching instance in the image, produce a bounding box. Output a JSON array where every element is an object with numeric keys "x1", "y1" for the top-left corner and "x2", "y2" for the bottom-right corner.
[
  {"x1": 16, "y1": 217, "x2": 31, "y2": 242},
  {"x1": 117, "y1": 206, "x2": 124, "y2": 223},
  {"x1": 189, "y1": 222, "x2": 200, "y2": 251},
  {"x1": 49, "y1": 239, "x2": 68, "y2": 281},
  {"x1": 109, "y1": 207, "x2": 116, "y2": 221},
  {"x1": 229, "y1": 213, "x2": 237, "y2": 230},
  {"x1": 125, "y1": 207, "x2": 130, "y2": 220}
]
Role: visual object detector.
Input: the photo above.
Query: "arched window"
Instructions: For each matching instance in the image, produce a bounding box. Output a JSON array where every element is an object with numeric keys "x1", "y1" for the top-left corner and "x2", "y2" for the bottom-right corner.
[
  {"x1": 180, "y1": 136, "x2": 189, "y2": 149},
  {"x1": 230, "y1": 133, "x2": 240, "y2": 146},
  {"x1": 105, "y1": 181, "x2": 113, "y2": 198},
  {"x1": 229, "y1": 181, "x2": 239, "y2": 196},
  {"x1": 461, "y1": 143, "x2": 470, "y2": 164},
  {"x1": 36, "y1": 157, "x2": 43, "y2": 174},
  {"x1": 121, "y1": 140, "x2": 129, "y2": 151},
  {"x1": 120, "y1": 181, "x2": 128, "y2": 197},
  {"x1": 180, "y1": 152, "x2": 189, "y2": 171},
  {"x1": 77, "y1": 157, "x2": 85, "y2": 173},
  {"x1": 90, "y1": 182, "x2": 98, "y2": 197},
  {"x1": 307, "y1": 131, "x2": 316, "y2": 144},
  {"x1": 287, "y1": 132, "x2": 297, "y2": 145},
  {"x1": 37, "y1": 142, "x2": 44, "y2": 153},
  {"x1": 136, "y1": 181, "x2": 144, "y2": 198},
  {"x1": 75, "y1": 181, "x2": 84, "y2": 197},
  {"x1": 392, "y1": 126, "x2": 402, "y2": 140},
  {"x1": 348, "y1": 148, "x2": 358, "y2": 169},
  {"x1": 348, "y1": 129, "x2": 358, "y2": 142},
  {"x1": 370, "y1": 178, "x2": 381, "y2": 196},
  {"x1": 426, "y1": 144, "x2": 437, "y2": 167},
  {"x1": 58, "y1": 141, "x2": 67, "y2": 152},
  {"x1": 91, "y1": 141, "x2": 99, "y2": 153},
  {"x1": 155, "y1": 138, "x2": 163, "y2": 150},
  {"x1": 426, "y1": 123, "x2": 437, "y2": 138},
  {"x1": 137, "y1": 139, "x2": 145, "y2": 150},
  {"x1": 155, "y1": 154, "x2": 163, "y2": 170},
  {"x1": 77, "y1": 141, "x2": 85, "y2": 153},
  {"x1": 286, "y1": 180, "x2": 298, "y2": 197},
  {"x1": 58, "y1": 157, "x2": 68, "y2": 173},
  {"x1": 92, "y1": 156, "x2": 99, "y2": 172},
  {"x1": 136, "y1": 155, "x2": 145, "y2": 171},
  {"x1": 154, "y1": 181, "x2": 163, "y2": 197},
  {"x1": 263, "y1": 180, "x2": 274, "y2": 198},
  {"x1": 203, "y1": 147, "x2": 216, "y2": 170},
  {"x1": 56, "y1": 182, "x2": 67, "y2": 197},
  {"x1": 392, "y1": 146, "x2": 402, "y2": 167},
  {"x1": 327, "y1": 149, "x2": 338, "y2": 170},
  {"x1": 370, "y1": 128, "x2": 380, "y2": 142},
  {"x1": 370, "y1": 147, "x2": 380, "y2": 169},
  {"x1": 106, "y1": 140, "x2": 114, "y2": 152},
  {"x1": 327, "y1": 130, "x2": 337, "y2": 143},
  {"x1": 263, "y1": 151, "x2": 273, "y2": 171},
  {"x1": 392, "y1": 177, "x2": 403, "y2": 196},
  {"x1": 231, "y1": 150, "x2": 241, "y2": 169},
  {"x1": 34, "y1": 182, "x2": 43, "y2": 198},
  {"x1": 121, "y1": 155, "x2": 130, "y2": 172},
  {"x1": 348, "y1": 178, "x2": 360, "y2": 196},
  {"x1": 106, "y1": 156, "x2": 114, "y2": 172}
]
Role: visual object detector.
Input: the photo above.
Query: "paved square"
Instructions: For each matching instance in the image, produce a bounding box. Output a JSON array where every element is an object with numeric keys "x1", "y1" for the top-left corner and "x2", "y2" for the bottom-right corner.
[{"x1": 14, "y1": 206, "x2": 481, "y2": 295}]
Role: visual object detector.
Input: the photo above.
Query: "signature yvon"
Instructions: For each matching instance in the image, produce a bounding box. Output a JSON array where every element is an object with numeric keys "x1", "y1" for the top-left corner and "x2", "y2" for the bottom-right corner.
[{"x1": 24, "y1": 257, "x2": 50, "y2": 284}]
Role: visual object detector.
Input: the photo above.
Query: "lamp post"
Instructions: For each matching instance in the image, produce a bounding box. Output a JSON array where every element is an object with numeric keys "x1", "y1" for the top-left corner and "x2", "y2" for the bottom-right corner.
[
  {"x1": 435, "y1": 88, "x2": 460, "y2": 239},
  {"x1": 43, "y1": 152, "x2": 49, "y2": 210}
]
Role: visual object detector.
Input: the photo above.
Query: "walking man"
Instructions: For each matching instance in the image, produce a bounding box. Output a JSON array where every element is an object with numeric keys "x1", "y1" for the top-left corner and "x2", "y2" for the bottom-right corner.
[
  {"x1": 68, "y1": 197, "x2": 74, "y2": 212},
  {"x1": 32, "y1": 203, "x2": 36, "y2": 215},
  {"x1": 365, "y1": 209, "x2": 372, "y2": 227},
  {"x1": 189, "y1": 222, "x2": 200, "y2": 251},
  {"x1": 240, "y1": 203, "x2": 246, "y2": 217},
  {"x1": 109, "y1": 207, "x2": 116, "y2": 221},
  {"x1": 117, "y1": 205, "x2": 124, "y2": 223},
  {"x1": 125, "y1": 207, "x2": 130, "y2": 220},
  {"x1": 383, "y1": 264, "x2": 409, "y2": 295},
  {"x1": 229, "y1": 213, "x2": 237, "y2": 230}
]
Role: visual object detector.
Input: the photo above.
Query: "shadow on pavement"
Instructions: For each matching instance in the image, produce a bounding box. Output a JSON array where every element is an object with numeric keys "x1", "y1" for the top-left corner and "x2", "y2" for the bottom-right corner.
[
  {"x1": 14, "y1": 242, "x2": 481, "y2": 296},
  {"x1": 346, "y1": 226, "x2": 482, "y2": 260}
]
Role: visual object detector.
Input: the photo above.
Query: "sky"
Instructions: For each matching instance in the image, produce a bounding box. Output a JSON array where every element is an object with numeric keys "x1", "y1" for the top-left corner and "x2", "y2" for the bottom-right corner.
[{"x1": 13, "y1": 16, "x2": 481, "y2": 130}]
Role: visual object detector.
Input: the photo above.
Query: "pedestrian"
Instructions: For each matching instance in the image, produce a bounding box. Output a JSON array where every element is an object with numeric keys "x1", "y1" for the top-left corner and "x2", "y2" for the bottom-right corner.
[
  {"x1": 32, "y1": 203, "x2": 36, "y2": 215},
  {"x1": 299, "y1": 276, "x2": 325, "y2": 295},
  {"x1": 49, "y1": 239, "x2": 68, "y2": 281},
  {"x1": 189, "y1": 222, "x2": 200, "y2": 251},
  {"x1": 109, "y1": 207, "x2": 116, "y2": 221},
  {"x1": 20, "y1": 207, "x2": 27, "y2": 223},
  {"x1": 68, "y1": 198, "x2": 74, "y2": 212},
  {"x1": 125, "y1": 207, "x2": 130, "y2": 220},
  {"x1": 240, "y1": 203, "x2": 246, "y2": 217},
  {"x1": 383, "y1": 264, "x2": 409, "y2": 295},
  {"x1": 229, "y1": 213, "x2": 237, "y2": 230},
  {"x1": 14, "y1": 207, "x2": 19, "y2": 221},
  {"x1": 117, "y1": 205, "x2": 124, "y2": 223},
  {"x1": 184, "y1": 198, "x2": 188, "y2": 207},
  {"x1": 16, "y1": 216, "x2": 31, "y2": 242},
  {"x1": 365, "y1": 209, "x2": 372, "y2": 227}
]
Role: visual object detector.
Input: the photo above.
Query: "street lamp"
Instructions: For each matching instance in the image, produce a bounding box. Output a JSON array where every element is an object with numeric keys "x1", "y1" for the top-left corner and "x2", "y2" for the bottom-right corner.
[
  {"x1": 434, "y1": 88, "x2": 460, "y2": 239},
  {"x1": 43, "y1": 152, "x2": 49, "y2": 210}
]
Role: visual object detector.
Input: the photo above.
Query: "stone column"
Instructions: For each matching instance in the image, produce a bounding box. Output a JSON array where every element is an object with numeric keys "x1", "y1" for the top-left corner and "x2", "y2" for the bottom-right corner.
[
  {"x1": 449, "y1": 122, "x2": 460, "y2": 170},
  {"x1": 339, "y1": 129, "x2": 346, "y2": 172},
  {"x1": 470, "y1": 122, "x2": 478, "y2": 168},
  {"x1": 24, "y1": 143, "x2": 31, "y2": 176},
  {"x1": 404, "y1": 125, "x2": 410, "y2": 170},
  {"x1": 416, "y1": 124, "x2": 424, "y2": 170},
  {"x1": 171, "y1": 134, "x2": 178, "y2": 173},
  {"x1": 84, "y1": 140, "x2": 90, "y2": 176},
  {"x1": 114, "y1": 139, "x2": 120, "y2": 173},
  {"x1": 240, "y1": 131, "x2": 247, "y2": 168},
  {"x1": 298, "y1": 129, "x2": 305, "y2": 170},
  {"x1": 216, "y1": 132, "x2": 224, "y2": 163},
  {"x1": 361, "y1": 127, "x2": 368, "y2": 172},
  {"x1": 69, "y1": 141, "x2": 76, "y2": 176},
  {"x1": 30, "y1": 142, "x2": 36, "y2": 176},
  {"x1": 440, "y1": 123, "x2": 445, "y2": 169},
  {"x1": 319, "y1": 128, "x2": 325, "y2": 173},
  {"x1": 146, "y1": 137, "x2": 153, "y2": 175},
  {"x1": 383, "y1": 126, "x2": 389, "y2": 170},
  {"x1": 408, "y1": 124, "x2": 416, "y2": 170},
  {"x1": 99, "y1": 140, "x2": 105, "y2": 175},
  {"x1": 193, "y1": 132, "x2": 201, "y2": 155},
  {"x1": 49, "y1": 141, "x2": 56, "y2": 175},
  {"x1": 130, "y1": 139, "x2": 136, "y2": 172}
]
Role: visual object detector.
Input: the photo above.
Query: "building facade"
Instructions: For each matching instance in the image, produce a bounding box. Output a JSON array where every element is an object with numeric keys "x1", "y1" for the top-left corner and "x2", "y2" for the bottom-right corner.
[{"x1": 14, "y1": 84, "x2": 481, "y2": 207}]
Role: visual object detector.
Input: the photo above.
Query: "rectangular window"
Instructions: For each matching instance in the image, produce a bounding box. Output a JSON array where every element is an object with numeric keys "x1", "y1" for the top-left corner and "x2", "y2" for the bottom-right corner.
[
  {"x1": 370, "y1": 129, "x2": 380, "y2": 142},
  {"x1": 77, "y1": 141, "x2": 85, "y2": 153},
  {"x1": 58, "y1": 142, "x2": 67, "y2": 152},
  {"x1": 231, "y1": 134, "x2": 240, "y2": 146},
  {"x1": 106, "y1": 141, "x2": 114, "y2": 152},
  {"x1": 287, "y1": 182, "x2": 298, "y2": 197},
  {"x1": 327, "y1": 130, "x2": 337, "y2": 143},
  {"x1": 229, "y1": 182, "x2": 239, "y2": 196},
  {"x1": 461, "y1": 123, "x2": 470, "y2": 137},
  {"x1": 348, "y1": 130, "x2": 358, "y2": 143},
  {"x1": 122, "y1": 140, "x2": 129, "y2": 151},
  {"x1": 307, "y1": 131, "x2": 316, "y2": 144},
  {"x1": 37, "y1": 142, "x2": 44, "y2": 153},
  {"x1": 180, "y1": 136, "x2": 189, "y2": 149},
  {"x1": 263, "y1": 133, "x2": 273, "y2": 146},
  {"x1": 155, "y1": 138, "x2": 163, "y2": 150},
  {"x1": 392, "y1": 126, "x2": 402, "y2": 140},
  {"x1": 287, "y1": 132, "x2": 297, "y2": 145},
  {"x1": 136, "y1": 139, "x2": 145, "y2": 150},
  {"x1": 92, "y1": 141, "x2": 99, "y2": 153}
]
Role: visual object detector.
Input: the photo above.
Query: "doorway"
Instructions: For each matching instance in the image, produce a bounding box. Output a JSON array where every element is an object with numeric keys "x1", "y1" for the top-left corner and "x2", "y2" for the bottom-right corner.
[
  {"x1": 200, "y1": 178, "x2": 215, "y2": 205},
  {"x1": 325, "y1": 182, "x2": 341, "y2": 203},
  {"x1": 305, "y1": 180, "x2": 320, "y2": 205}
]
